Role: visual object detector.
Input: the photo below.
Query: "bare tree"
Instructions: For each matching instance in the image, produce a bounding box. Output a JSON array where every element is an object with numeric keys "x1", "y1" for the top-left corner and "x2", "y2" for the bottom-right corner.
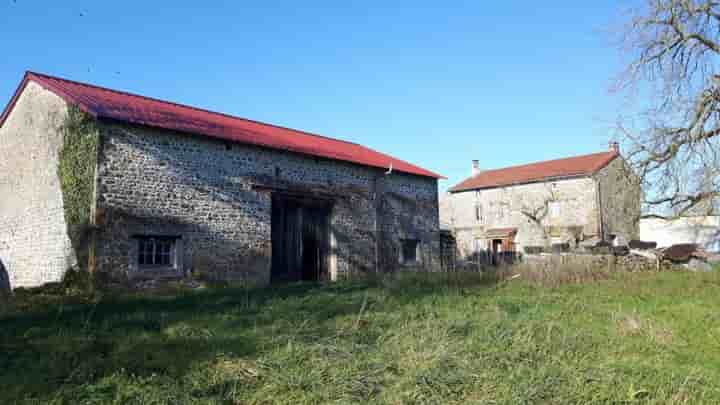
[
  {"x1": 502, "y1": 185, "x2": 560, "y2": 248},
  {"x1": 615, "y1": 0, "x2": 720, "y2": 218}
]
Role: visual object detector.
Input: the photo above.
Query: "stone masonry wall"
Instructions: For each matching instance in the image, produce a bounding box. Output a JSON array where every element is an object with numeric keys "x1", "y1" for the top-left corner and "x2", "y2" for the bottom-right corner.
[
  {"x1": 594, "y1": 157, "x2": 641, "y2": 241},
  {"x1": 94, "y1": 121, "x2": 439, "y2": 285},
  {"x1": 378, "y1": 171, "x2": 440, "y2": 272},
  {"x1": 523, "y1": 252, "x2": 672, "y2": 273},
  {"x1": 446, "y1": 177, "x2": 600, "y2": 259},
  {"x1": 0, "y1": 82, "x2": 75, "y2": 289}
]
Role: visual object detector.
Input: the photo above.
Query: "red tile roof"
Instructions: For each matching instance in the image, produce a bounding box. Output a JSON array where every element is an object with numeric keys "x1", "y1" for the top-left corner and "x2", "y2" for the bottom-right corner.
[
  {"x1": 449, "y1": 151, "x2": 618, "y2": 192},
  {"x1": 0, "y1": 72, "x2": 442, "y2": 179}
]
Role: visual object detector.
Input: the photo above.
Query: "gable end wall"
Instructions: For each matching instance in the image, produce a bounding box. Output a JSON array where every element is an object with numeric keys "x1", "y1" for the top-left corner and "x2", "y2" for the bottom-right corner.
[
  {"x1": 0, "y1": 82, "x2": 75, "y2": 289},
  {"x1": 594, "y1": 156, "x2": 641, "y2": 240}
]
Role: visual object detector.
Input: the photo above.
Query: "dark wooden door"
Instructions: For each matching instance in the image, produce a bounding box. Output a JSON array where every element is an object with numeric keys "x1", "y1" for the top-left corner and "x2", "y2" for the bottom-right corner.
[{"x1": 271, "y1": 195, "x2": 331, "y2": 283}]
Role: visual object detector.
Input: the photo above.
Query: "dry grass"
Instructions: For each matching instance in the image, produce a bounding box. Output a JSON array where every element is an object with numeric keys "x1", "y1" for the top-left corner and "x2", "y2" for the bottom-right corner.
[
  {"x1": 505, "y1": 262, "x2": 635, "y2": 287},
  {"x1": 1, "y1": 269, "x2": 719, "y2": 404}
]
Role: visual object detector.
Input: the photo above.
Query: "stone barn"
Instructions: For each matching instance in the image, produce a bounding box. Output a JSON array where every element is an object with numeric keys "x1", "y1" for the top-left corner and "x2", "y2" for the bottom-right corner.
[
  {"x1": 441, "y1": 146, "x2": 641, "y2": 260},
  {"x1": 0, "y1": 72, "x2": 442, "y2": 289}
]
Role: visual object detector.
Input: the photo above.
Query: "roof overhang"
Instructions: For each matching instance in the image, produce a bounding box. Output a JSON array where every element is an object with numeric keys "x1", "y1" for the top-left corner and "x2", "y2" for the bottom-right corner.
[{"x1": 484, "y1": 227, "x2": 518, "y2": 239}]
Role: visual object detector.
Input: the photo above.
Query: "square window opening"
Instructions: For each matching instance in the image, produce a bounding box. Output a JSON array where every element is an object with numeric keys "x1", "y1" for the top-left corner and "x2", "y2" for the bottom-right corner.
[
  {"x1": 135, "y1": 236, "x2": 178, "y2": 268},
  {"x1": 400, "y1": 239, "x2": 420, "y2": 265}
]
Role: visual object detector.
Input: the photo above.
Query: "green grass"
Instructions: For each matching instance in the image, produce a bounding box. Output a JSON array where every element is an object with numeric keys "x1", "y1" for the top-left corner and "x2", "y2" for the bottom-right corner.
[{"x1": 1, "y1": 270, "x2": 720, "y2": 404}]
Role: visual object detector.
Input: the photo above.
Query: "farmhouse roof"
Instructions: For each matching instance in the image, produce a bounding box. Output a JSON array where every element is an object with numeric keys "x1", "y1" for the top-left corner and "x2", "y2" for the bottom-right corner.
[
  {"x1": 449, "y1": 151, "x2": 618, "y2": 192},
  {"x1": 0, "y1": 71, "x2": 442, "y2": 179}
]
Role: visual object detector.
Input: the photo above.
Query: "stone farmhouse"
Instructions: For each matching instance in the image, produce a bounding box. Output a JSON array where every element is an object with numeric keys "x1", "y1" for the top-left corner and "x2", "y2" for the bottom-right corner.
[
  {"x1": 0, "y1": 72, "x2": 442, "y2": 290},
  {"x1": 440, "y1": 145, "x2": 641, "y2": 260}
]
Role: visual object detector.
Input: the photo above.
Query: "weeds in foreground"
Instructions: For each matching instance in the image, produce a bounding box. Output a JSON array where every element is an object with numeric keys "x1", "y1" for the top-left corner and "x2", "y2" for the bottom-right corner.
[{"x1": 507, "y1": 262, "x2": 622, "y2": 287}]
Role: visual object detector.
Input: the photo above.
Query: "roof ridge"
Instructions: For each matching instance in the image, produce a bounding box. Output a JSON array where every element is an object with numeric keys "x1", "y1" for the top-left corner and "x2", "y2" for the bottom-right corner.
[
  {"x1": 10, "y1": 71, "x2": 441, "y2": 178},
  {"x1": 470, "y1": 150, "x2": 617, "y2": 178},
  {"x1": 449, "y1": 150, "x2": 619, "y2": 192},
  {"x1": 26, "y1": 71, "x2": 366, "y2": 147}
]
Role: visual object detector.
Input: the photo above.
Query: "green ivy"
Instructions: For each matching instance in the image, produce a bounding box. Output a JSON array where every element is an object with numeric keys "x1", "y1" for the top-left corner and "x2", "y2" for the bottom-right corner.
[{"x1": 58, "y1": 105, "x2": 99, "y2": 271}]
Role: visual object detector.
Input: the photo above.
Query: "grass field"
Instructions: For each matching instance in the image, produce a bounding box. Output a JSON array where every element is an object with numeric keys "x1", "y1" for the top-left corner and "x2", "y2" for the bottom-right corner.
[{"x1": 1, "y1": 269, "x2": 720, "y2": 404}]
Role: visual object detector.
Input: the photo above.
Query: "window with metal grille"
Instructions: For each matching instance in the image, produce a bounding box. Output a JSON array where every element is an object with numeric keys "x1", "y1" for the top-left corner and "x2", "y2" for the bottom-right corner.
[{"x1": 136, "y1": 236, "x2": 176, "y2": 267}]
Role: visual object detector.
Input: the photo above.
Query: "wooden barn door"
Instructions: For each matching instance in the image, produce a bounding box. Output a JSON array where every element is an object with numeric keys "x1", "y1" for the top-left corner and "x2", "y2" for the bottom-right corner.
[{"x1": 271, "y1": 195, "x2": 331, "y2": 283}]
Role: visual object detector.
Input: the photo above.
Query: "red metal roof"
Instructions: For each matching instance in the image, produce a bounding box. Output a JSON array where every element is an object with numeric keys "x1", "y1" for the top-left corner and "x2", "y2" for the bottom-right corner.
[
  {"x1": 0, "y1": 71, "x2": 442, "y2": 179},
  {"x1": 449, "y1": 151, "x2": 618, "y2": 192}
]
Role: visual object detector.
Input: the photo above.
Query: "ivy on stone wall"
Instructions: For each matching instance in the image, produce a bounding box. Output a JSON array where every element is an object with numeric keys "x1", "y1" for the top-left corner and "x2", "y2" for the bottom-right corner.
[{"x1": 58, "y1": 105, "x2": 99, "y2": 270}]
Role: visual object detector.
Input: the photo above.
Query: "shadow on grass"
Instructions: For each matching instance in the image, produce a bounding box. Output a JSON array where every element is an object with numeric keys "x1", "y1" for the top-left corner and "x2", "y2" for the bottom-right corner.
[{"x1": 0, "y1": 272, "x2": 502, "y2": 402}]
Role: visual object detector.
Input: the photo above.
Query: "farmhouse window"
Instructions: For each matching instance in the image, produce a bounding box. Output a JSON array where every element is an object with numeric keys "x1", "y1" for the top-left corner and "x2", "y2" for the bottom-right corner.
[
  {"x1": 475, "y1": 204, "x2": 483, "y2": 223},
  {"x1": 548, "y1": 201, "x2": 561, "y2": 218},
  {"x1": 136, "y1": 236, "x2": 177, "y2": 267},
  {"x1": 400, "y1": 239, "x2": 420, "y2": 264},
  {"x1": 496, "y1": 205, "x2": 504, "y2": 221}
]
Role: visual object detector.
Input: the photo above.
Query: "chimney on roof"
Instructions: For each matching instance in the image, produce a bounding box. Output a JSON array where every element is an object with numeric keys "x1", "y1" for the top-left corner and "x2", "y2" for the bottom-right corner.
[
  {"x1": 471, "y1": 160, "x2": 481, "y2": 176},
  {"x1": 609, "y1": 141, "x2": 620, "y2": 154}
]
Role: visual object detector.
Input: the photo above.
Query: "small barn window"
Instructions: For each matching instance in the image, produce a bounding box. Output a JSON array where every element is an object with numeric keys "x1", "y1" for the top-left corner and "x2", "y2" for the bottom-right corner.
[
  {"x1": 136, "y1": 236, "x2": 177, "y2": 267},
  {"x1": 400, "y1": 239, "x2": 420, "y2": 265}
]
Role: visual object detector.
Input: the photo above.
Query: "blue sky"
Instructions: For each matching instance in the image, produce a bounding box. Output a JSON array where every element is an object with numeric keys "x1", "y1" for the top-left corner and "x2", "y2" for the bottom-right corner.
[{"x1": 1, "y1": 1, "x2": 635, "y2": 191}]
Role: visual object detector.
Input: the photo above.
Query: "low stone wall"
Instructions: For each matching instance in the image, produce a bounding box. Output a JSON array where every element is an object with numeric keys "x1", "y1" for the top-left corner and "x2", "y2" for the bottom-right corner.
[{"x1": 522, "y1": 252, "x2": 671, "y2": 272}]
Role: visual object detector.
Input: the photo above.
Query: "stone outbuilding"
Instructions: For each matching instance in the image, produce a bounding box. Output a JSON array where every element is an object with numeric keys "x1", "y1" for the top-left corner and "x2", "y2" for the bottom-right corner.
[
  {"x1": 0, "y1": 72, "x2": 442, "y2": 289},
  {"x1": 440, "y1": 145, "x2": 640, "y2": 260}
]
